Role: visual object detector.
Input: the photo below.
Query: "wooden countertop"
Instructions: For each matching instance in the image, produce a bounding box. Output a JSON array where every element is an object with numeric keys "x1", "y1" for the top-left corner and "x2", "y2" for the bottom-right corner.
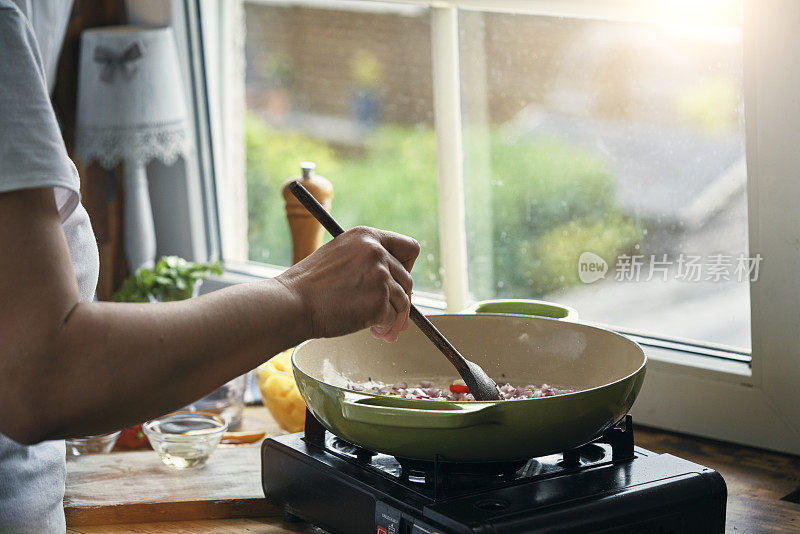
[{"x1": 65, "y1": 408, "x2": 800, "y2": 533}]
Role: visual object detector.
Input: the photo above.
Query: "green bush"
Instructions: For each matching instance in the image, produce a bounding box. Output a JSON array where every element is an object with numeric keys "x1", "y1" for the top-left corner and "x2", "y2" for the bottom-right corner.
[
  {"x1": 469, "y1": 133, "x2": 640, "y2": 297},
  {"x1": 524, "y1": 215, "x2": 641, "y2": 295},
  {"x1": 328, "y1": 126, "x2": 441, "y2": 290},
  {"x1": 246, "y1": 114, "x2": 340, "y2": 266},
  {"x1": 245, "y1": 114, "x2": 640, "y2": 298},
  {"x1": 246, "y1": 116, "x2": 442, "y2": 290}
]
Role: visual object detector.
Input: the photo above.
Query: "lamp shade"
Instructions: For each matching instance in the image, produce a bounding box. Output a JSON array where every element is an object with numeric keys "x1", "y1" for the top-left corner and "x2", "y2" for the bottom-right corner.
[{"x1": 75, "y1": 26, "x2": 192, "y2": 168}]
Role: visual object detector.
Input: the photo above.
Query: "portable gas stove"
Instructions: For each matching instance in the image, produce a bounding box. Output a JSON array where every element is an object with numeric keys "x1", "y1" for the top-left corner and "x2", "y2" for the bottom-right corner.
[{"x1": 261, "y1": 411, "x2": 726, "y2": 533}]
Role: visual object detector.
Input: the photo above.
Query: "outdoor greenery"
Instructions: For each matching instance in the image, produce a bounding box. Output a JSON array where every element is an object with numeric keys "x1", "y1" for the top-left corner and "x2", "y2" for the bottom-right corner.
[
  {"x1": 467, "y1": 134, "x2": 641, "y2": 297},
  {"x1": 246, "y1": 116, "x2": 440, "y2": 287},
  {"x1": 245, "y1": 112, "x2": 641, "y2": 298},
  {"x1": 246, "y1": 115, "x2": 339, "y2": 267}
]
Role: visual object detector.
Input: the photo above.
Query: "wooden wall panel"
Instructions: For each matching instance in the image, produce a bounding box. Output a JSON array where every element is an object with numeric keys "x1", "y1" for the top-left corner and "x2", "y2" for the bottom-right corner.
[{"x1": 54, "y1": 0, "x2": 128, "y2": 301}]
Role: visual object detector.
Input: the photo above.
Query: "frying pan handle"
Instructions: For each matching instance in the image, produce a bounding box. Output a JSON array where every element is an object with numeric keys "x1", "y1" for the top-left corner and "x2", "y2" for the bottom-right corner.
[{"x1": 340, "y1": 393, "x2": 495, "y2": 429}]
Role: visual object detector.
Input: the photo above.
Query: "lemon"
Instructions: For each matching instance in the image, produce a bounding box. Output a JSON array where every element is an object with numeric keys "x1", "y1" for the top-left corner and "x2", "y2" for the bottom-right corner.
[{"x1": 255, "y1": 348, "x2": 305, "y2": 432}]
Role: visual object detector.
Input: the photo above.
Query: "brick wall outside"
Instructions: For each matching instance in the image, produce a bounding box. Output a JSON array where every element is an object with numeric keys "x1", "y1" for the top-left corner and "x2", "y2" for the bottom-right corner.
[{"x1": 244, "y1": 5, "x2": 587, "y2": 128}]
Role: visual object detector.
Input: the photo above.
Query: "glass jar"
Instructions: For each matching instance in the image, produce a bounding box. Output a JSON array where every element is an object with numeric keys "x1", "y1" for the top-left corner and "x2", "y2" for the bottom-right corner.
[{"x1": 183, "y1": 374, "x2": 247, "y2": 430}]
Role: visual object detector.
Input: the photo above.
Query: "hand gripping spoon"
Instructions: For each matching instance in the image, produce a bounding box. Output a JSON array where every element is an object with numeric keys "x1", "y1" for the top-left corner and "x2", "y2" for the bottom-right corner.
[{"x1": 288, "y1": 180, "x2": 501, "y2": 401}]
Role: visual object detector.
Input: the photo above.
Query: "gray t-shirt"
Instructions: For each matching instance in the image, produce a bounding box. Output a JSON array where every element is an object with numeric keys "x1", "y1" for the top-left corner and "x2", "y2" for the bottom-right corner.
[{"x1": 0, "y1": 0, "x2": 99, "y2": 531}]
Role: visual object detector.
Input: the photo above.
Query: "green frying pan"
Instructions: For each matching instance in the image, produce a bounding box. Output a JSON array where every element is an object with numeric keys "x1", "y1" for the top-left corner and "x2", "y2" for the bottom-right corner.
[{"x1": 291, "y1": 314, "x2": 646, "y2": 462}]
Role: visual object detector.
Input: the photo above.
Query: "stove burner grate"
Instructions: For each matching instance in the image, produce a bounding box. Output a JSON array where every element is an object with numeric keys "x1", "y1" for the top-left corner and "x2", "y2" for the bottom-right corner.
[
  {"x1": 264, "y1": 412, "x2": 727, "y2": 533},
  {"x1": 395, "y1": 455, "x2": 531, "y2": 479},
  {"x1": 306, "y1": 410, "x2": 635, "y2": 501}
]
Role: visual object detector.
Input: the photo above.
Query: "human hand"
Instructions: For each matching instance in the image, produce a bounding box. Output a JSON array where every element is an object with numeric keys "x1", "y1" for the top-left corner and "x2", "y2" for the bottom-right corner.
[{"x1": 275, "y1": 226, "x2": 420, "y2": 342}]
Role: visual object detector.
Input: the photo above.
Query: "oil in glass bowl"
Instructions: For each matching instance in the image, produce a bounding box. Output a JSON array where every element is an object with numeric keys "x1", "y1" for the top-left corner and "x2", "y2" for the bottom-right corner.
[{"x1": 143, "y1": 411, "x2": 227, "y2": 469}]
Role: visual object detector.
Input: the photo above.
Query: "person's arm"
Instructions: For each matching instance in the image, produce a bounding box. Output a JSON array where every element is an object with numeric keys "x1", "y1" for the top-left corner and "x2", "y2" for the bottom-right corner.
[{"x1": 0, "y1": 188, "x2": 419, "y2": 444}]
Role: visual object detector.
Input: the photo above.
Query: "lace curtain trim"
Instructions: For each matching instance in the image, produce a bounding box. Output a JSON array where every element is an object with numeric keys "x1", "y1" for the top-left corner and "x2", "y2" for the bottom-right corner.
[{"x1": 75, "y1": 121, "x2": 192, "y2": 169}]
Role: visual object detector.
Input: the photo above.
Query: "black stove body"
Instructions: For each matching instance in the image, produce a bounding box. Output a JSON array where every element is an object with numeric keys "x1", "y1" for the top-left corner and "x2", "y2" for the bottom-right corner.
[{"x1": 261, "y1": 412, "x2": 726, "y2": 534}]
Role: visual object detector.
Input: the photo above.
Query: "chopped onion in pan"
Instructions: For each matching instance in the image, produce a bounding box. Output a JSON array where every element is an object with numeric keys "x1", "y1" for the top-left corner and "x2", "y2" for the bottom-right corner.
[{"x1": 347, "y1": 380, "x2": 576, "y2": 401}]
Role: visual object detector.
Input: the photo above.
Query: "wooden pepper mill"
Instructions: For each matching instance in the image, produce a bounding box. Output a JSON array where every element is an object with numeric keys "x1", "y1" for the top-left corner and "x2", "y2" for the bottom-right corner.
[{"x1": 282, "y1": 162, "x2": 334, "y2": 264}]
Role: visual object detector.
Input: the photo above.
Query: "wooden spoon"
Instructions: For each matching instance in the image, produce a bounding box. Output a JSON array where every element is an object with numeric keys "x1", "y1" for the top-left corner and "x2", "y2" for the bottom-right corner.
[{"x1": 288, "y1": 180, "x2": 501, "y2": 401}]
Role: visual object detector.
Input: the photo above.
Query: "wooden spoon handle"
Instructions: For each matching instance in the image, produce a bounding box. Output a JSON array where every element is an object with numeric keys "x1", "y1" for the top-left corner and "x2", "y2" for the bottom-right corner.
[
  {"x1": 408, "y1": 306, "x2": 470, "y2": 375},
  {"x1": 288, "y1": 180, "x2": 469, "y2": 373}
]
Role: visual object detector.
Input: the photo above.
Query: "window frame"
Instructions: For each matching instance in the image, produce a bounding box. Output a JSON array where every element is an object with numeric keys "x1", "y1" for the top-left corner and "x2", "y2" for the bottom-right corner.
[{"x1": 185, "y1": 0, "x2": 800, "y2": 454}]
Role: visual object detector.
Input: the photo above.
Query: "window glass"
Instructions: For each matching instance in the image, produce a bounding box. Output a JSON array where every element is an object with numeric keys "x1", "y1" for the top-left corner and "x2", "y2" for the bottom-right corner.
[
  {"x1": 459, "y1": 7, "x2": 750, "y2": 349},
  {"x1": 244, "y1": 2, "x2": 441, "y2": 291}
]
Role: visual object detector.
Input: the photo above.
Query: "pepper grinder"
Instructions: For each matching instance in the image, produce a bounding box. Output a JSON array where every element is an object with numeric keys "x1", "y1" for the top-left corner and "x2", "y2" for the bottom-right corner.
[{"x1": 283, "y1": 162, "x2": 334, "y2": 264}]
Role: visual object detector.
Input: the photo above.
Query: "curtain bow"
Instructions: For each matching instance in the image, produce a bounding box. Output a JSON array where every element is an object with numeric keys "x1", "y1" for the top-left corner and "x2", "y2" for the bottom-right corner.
[{"x1": 93, "y1": 41, "x2": 145, "y2": 83}]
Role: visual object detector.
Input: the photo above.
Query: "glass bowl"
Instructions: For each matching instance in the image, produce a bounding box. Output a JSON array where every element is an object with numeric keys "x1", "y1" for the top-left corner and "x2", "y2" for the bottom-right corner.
[
  {"x1": 254, "y1": 348, "x2": 306, "y2": 432},
  {"x1": 182, "y1": 374, "x2": 247, "y2": 430},
  {"x1": 143, "y1": 411, "x2": 227, "y2": 469},
  {"x1": 66, "y1": 431, "x2": 121, "y2": 456}
]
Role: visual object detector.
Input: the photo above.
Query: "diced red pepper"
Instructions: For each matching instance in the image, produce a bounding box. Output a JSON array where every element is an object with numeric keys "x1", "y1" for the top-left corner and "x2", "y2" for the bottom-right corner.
[{"x1": 449, "y1": 383, "x2": 470, "y2": 394}]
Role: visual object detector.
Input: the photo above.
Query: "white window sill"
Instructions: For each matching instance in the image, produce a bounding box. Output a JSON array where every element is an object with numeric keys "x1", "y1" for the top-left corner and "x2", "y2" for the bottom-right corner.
[
  {"x1": 201, "y1": 261, "x2": 447, "y2": 314},
  {"x1": 205, "y1": 261, "x2": 752, "y2": 376}
]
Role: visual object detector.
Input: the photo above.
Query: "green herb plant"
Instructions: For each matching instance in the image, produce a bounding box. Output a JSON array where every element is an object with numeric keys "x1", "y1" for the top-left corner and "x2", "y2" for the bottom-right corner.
[{"x1": 112, "y1": 256, "x2": 223, "y2": 303}]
